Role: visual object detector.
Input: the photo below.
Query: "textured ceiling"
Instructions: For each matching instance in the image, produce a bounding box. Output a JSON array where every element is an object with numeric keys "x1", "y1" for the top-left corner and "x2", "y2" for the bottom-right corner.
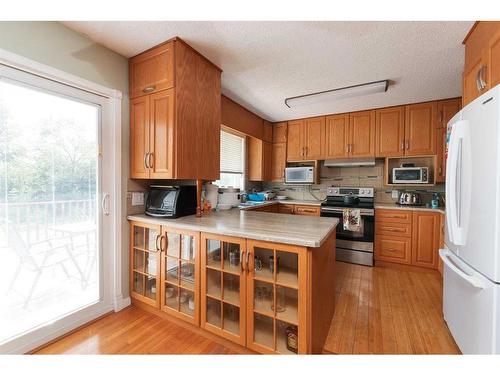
[{"x1": 62, "y1": 21, "x2": 473, "y2": 122}]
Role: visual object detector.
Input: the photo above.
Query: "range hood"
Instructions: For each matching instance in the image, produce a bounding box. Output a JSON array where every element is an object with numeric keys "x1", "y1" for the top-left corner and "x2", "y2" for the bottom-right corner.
[{"x1": 323, "y1": 158, "x2": 376, "y2": 167}]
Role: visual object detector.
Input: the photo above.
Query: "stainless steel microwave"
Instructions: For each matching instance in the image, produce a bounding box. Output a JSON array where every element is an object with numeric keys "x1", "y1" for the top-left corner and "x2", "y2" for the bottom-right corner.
[
  {"x1": 392, "y1": 167, "x2": 429, "y2": 184},
  {"x1": 284, "y1": 166, "x2": 315, "y2": 184}
]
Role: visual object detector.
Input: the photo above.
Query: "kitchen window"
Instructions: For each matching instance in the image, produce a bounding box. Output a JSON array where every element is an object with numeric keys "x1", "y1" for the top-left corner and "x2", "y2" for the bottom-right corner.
[{"x1": 216, "y1": 129, "x2": 245, "y2": 190}]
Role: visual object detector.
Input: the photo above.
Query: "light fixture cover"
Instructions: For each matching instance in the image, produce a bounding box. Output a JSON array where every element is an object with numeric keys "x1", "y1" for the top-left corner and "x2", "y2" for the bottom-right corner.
[{"x1": 285, "y1": 79, "x2": 389, "y2": 108}]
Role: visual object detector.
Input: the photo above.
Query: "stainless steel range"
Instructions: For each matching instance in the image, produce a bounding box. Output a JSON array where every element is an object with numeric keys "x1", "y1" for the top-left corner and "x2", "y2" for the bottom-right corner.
[{"x1": 320, "y1": 187, "x2": 374, "y2": 266}]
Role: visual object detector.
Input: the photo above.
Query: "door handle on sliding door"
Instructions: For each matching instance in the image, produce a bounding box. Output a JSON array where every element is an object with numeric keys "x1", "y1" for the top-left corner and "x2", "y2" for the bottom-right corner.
[{"x1": 101, "y1": 193, "x2": 110, "y2": 216}]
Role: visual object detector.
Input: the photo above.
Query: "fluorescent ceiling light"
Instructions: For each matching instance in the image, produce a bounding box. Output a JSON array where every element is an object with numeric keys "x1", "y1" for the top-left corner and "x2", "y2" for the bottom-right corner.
[{"x1": 285, "y1": 79, "x2": 389, "y2": 108}]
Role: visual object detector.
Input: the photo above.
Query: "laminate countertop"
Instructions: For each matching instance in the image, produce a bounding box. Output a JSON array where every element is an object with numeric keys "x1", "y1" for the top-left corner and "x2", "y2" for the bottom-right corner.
[
  {"x1": 127, "y1": 209, "x2": 338, "y2": 248},
  {"x1": 374, "y1": 203, "x2": 445, "y2": 215},
  {"x1": 238, "y1": 199, "x2": 322, "y2": 210}
]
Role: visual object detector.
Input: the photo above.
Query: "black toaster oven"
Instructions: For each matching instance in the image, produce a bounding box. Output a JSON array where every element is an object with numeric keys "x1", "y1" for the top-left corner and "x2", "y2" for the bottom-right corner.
[{"x1": 145, "y1": 185, "x2": 197, "y2": 218}]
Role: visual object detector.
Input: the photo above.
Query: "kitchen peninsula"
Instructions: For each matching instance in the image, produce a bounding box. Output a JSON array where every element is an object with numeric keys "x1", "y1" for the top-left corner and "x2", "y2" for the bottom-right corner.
[{"x1": 127, "y1": 210, "x2": 339, "y2": 354}]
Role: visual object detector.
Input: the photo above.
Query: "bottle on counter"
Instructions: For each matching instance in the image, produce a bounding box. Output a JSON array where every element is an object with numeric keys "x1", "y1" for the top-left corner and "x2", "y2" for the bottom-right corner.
[{"x1": 431, "y1": 193, "x2": 439, "y2": 209}]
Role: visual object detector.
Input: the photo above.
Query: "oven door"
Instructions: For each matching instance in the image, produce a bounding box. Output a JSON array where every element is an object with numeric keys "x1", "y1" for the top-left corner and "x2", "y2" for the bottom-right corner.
[{"x1": 320, "y1": 207, "x2": 375, "y2": 242}]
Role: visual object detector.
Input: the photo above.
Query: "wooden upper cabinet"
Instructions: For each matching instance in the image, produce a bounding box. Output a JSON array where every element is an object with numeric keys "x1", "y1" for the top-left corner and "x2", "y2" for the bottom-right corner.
[
  {"x1": 411, "y1": 211, "x2": 441, "y2": 269},
  {"x1": 263, "y1": 120, "x2": 273, "y2": 143},
  {"x1": 404, "y1": 102, "x2": 437, "y2": 156},
  {"x1": 304, "y1": 116, "x2": 325, "y2": 160},
  {"x1": 273, "y1": 122, "x2": 287, "y2": 143},
  {"x1": 130, "y1": 96, "x2": 151, "y2": 179},
  {"x1": 271, "y1": 142, "x2": 286, "y2": 181},
  {"x1": 436, "y1": 127, "x2": 447, "y2": 183},
  {"x1": 130, "y1": 41, "x2": 174, "y2": 99},
  {"x1": 129, "y1": 38, "x2": 221, "y2": 180},
  {"x1": 247, "y1": 137, "x2": 272, "y2": 181},
  {"x1": 462, "y1": 22, "x2": 500, "y2": 106},
  {"x1": 436, "y1": 98, "x2": 460, "y2": 183},
  {"x1": 463, "y1": 52, "x2": 489, "y2": 106},
  {"x1": 375, "y1": 106, "x2": 405, "y2": 157},
  {"x1": 263, "y1": 141, "x2": 273, "y2": 181},
  {"x1": 149, "y1": 89, "x2": 175, "y2": 179},
  {"x1": 287, "y1": 120, "x2": 305, "y2": 161},
  {"x1": 325, "y1": 114, "x2": 349, "y2": 158},
  {"x1": 349, "y1": 110, "x2": 375, "y2": 158},
  {"x1": 491, "y1": 29, "x2": 500, "y2": 88},
  {"x1": 437, "y1": 98, "x2": 461, "y2": 128}
]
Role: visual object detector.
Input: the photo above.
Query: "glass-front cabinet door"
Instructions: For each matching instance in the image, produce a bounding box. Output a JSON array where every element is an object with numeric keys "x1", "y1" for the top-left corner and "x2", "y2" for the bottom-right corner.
[
  {"x1": 246, "y1": 240, "x2": 306, "y2": 354},
  {"x1": 160, "y1": 228, "x2": 200, "y2": 325},
  {"x1": 130, "y1": 222, "x2": 161, "y2": 307},
  {"x1": 201, "y1": 233, "x2": 246, "y2": 345}
]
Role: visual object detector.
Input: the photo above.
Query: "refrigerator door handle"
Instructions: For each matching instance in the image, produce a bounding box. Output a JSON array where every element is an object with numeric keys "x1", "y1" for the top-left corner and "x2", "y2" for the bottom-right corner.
[
  {"x1": 446, "y1": 119, "x2": 469, "y2": 246},
  {"x1": 439, "y1": 249, "x2": 486, "y2": 289}
]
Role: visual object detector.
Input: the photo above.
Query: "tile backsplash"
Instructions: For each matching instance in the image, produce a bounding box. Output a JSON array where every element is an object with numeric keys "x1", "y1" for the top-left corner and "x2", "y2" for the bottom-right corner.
[{"x1": 263, "y1": 160, "x2": 445, "y2": 205}]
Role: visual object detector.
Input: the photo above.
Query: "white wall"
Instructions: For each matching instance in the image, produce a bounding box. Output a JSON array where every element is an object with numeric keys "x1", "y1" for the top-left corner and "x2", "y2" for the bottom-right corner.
[{"x1": 0, "y1": 21, "x2": 131, "y2": 296}]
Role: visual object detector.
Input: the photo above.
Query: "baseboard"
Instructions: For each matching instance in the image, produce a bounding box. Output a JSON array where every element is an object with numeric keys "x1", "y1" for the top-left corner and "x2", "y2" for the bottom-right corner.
[{"x1": 114, "y1": 295, "x2": 131, "y2": 312}]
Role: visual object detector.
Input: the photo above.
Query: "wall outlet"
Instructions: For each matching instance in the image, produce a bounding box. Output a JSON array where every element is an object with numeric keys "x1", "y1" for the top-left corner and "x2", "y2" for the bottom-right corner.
[
  {"x1": 131, "y1": 192, "x2": 144, "y2": 206},
  {"x1": 391, "y1": 190, "x2": 399, "y2": 199}
]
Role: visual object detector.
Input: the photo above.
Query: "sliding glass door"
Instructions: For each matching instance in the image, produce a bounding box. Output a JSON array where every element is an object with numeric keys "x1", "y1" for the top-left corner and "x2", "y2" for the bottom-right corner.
[{"x1": 0, "y1": 65, "x2": 112, "y2": 352}]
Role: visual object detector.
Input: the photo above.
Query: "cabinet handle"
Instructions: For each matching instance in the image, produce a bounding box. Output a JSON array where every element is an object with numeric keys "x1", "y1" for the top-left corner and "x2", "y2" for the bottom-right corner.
[
  {"x1": 246, "y1": 251, "x2": 251, "y2": 273},
  {"x1": 405, "y1": 140, "x2": 410, "y2": 150},
  {"x1": 143, "y1": 85, "x2": 156, "y2": 93},
  {"x1": 144, "y1": 153, "x2": 149, "y2": 169},
  {"x1": 240, "y1": 250, "x2": 245, "y2": 272},
  {"x1": 305, "y1": 146, "x2": 308, "y2": 156},
  {"x1": 401, "y1": 140, "x2": 405, "y2": 151},
  {"x1": 439, "y1": 111, "x2": 443, "y2": 124},
  {"x1": 439, "y1": 166, "x2": 442, "y2": 175},
  {"x1": 386, "y1": 248, "x2": 398, "y2": 252},
  {"x1": 155, "y1": 234, "x2": 161, "y2": 252},
  {"x1": 148, "y1": 153, "x2": 154, "y2": 169},
  {"x1": 476, "y1": 65, "x2": 488, "y2": 91},
  {"x1": 384, "y1": 228, "x2": 404, "y2": 232}
]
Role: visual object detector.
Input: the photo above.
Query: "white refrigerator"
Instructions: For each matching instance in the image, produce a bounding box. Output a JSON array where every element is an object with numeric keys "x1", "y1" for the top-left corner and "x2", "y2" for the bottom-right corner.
[{"x1": 440, "y1": 84, "x2": 500, "y2": 354}]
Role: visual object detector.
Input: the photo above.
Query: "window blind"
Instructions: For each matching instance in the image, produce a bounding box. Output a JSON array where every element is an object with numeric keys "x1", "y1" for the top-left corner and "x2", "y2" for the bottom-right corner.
[{"x1": 220, "y1": 130, "x2": 244, "y2": 173}]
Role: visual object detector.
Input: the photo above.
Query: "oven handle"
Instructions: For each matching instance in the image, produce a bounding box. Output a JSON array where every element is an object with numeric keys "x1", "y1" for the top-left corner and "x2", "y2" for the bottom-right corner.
[{"x1": 320, "y1": 207, "x2": 374, "y2": 216}]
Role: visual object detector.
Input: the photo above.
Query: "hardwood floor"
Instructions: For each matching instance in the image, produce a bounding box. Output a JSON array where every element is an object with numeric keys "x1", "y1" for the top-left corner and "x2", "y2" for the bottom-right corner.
[
  {"x1": 35, "y1": 305, "x2": 247, "y2": 354},
  {"x1": 325, "y1": 261, "x2": 460, "y2": 354},
  {"x1": 35, "y1": 261, "x2": 459, "y2": 354}
]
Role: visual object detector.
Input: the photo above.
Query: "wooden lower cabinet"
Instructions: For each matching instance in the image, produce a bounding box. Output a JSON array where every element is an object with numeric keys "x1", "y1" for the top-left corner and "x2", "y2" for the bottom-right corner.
[
  {"x1": 294, "y1": 205, "x2": 320, "y2": 216},
  {"x1": 130, "y1": 222, "x2": 201, "y2": 323},
  {"x1": 411, "y1": 211, "x2": 441, "y2": 269},
  {"x1": 375, "y1": 235, "x2": 412, "y2": 264},
  {"x1": 200, "y1": 234, "x2": 247, "y2": 345},
  {"x1": 278, "y1": 204, "x2": 296, "y2": 214},
  {"x1": 130, "y1": 222, "x2": 162, "y2": 308},
  {"x1": 198, "y1": 231, "x2": 336, "y2": 354},
  {"x1": 246, "y1": 240, "x2": 307, "y2": 354},
  {"x1": 160, "y1": 228, "x2": 200, "y2": 325},
  {"x1": 375, "y1": 209, "x2": 443, "y2": 269},
  {"x1": 130, "y1": 223, "x2": 336, "y2": 354}
]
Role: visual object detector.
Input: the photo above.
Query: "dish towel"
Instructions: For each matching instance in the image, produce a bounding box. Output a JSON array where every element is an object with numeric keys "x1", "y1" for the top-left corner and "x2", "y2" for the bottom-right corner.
[{"x1": 343, "y1": 208, "x2": 361, "y2": 232}]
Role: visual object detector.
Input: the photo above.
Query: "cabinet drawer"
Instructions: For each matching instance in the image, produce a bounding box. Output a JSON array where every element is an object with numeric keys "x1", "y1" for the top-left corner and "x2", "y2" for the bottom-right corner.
[
  {"x1": 294, "y1": 205, "x2": 320, "y2": 216},
  {"x1": 130, "y1": 41, "x2": 174, "y2": 98},
  {"x1": 375, "y1": 221, "x2": 412, "y2": 237},
  {"x1": 375, "y1": 235, "x2": 412, "y2": 264},
  {"x1": 375, "y1": 209, "x2": 412, "y2": 224},
  {"x1": 278, "y1": 204, "x2": 295, "y2": 214}
]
